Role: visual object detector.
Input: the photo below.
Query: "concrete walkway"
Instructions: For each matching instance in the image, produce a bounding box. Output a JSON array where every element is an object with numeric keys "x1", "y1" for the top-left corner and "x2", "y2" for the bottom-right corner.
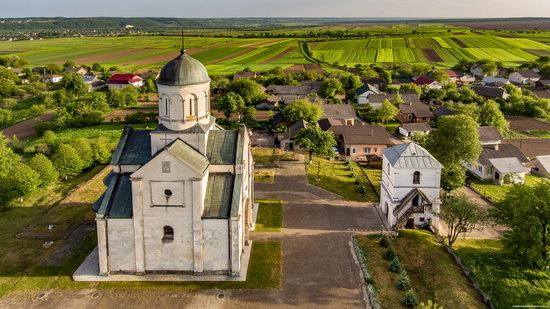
[{"x1": 0, "y1": 160, "x2": 386, "y2": 308}]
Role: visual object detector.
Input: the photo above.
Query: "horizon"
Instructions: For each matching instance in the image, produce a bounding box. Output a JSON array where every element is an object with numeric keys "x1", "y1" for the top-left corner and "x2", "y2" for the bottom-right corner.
[{"x1": 3, "y1": 0, "x2": 550, "y2": 19}]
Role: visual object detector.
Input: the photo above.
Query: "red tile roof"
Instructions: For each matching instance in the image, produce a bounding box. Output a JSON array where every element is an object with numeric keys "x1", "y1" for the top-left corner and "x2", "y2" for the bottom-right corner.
[
  {"x1": 108, "y1": 74, "x2": 143, "y2": 85},
  {"x1": 413, "y1": 76, "x2": 435, "y2": 85}
]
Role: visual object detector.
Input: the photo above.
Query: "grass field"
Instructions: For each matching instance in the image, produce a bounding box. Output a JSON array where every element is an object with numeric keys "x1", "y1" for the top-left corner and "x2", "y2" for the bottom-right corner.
[
  {"x1": 1, "y1": 29, "x2": 548, "y2": 74},
  {"x1": 255, "y1": 199, "x2": 283, "y2": 232},
  {"x1": 470, "y1": 175, "x2": 547, "y2": 202},
  {"x1": 355, "y1": 231, "x2": 485, "y2": 308},
  {"x1": 454, "y1": 239, "x2": 550, "y2": 308},
  {"x1": 306, "y1": 156, "x2": 378, "y2": 202}
]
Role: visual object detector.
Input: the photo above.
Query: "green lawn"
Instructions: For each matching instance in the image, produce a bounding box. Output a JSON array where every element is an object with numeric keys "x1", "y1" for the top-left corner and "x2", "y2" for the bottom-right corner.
[
  {"x1": 360, "y1": 166, "x2": 382, "y2": 197},
  {"x1": 254, "y1": 169, "x2": 275, "y2": 183},
  {"x1": 355, "y1": 231, "x2": 485, "y2": 308},
  {"x1": 306, "y1": 156, "x2": 378, "y2": 202},
  {"x1": 470, "y1": 175, "x2": 548, "y2": 202},
  {"x1": 252, "y1": 147, "x2": 297, "y2": 165},
  {"x1": 454, "y1": 239, "x2": 550, "y2": 308},
  {"x1": 255, "y1": 199, "x2": 283, "y2": 232}
]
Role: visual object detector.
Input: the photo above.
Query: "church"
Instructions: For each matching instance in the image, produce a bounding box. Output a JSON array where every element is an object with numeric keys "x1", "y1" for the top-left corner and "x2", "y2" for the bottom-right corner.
[
  {"x1": 379, "y1": 143, "x2": 443, "y2": 229},
  {"x1": 92, "y1": 48, "x2": 254, "y2": 277}
]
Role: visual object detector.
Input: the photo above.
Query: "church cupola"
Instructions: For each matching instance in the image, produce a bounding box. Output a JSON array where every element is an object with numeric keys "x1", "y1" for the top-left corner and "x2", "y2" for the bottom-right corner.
[{"x1": 157, "y1": 48, "x2": 211, "y2": 131}]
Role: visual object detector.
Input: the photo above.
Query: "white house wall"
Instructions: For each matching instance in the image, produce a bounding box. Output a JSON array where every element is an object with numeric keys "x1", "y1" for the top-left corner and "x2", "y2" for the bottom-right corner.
[
  {"x1": 107, "y1": 219, "x2": 136, "y2": 273},
  {"x1": 202, "y1": 219, "x2": 230, "y2": 271}
]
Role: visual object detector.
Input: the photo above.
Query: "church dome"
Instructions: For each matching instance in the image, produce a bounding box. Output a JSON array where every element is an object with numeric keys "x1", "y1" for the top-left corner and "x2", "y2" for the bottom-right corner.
[{"x1": 157, "y1": 51, "x2": 210, "y2": 86}]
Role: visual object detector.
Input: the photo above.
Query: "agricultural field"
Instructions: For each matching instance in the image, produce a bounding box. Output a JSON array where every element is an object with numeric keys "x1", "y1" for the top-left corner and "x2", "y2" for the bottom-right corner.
[
  {"x1": 308, "y1": 33, "x2": 550, "y2": 67},
  {"x1": 0, "y1": 36, "x2": 310, "y2": 74}
]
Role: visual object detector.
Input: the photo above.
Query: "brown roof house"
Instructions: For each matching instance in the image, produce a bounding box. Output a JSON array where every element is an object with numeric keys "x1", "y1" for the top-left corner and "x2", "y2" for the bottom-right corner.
[
  {"x1": 398, "y1": 102, "x2": 432, "y2": 123},
  {"x1": 368, "y1": 92, "x2": 419, "y2": 109},
  {"x1": 266, "y1": 85, "x2": 315, "y2": 104},
  {"x1": 320, "y1": 104, "x2": 356, "y2": 126},
  {"x1": 329, "y1": 124, "x2": 390, "y2": 159},
  {"x1": 509, "y1": 70, "x2": 541, "y2": 85},
  {"x1": 233, "y1": 71, "x2": 257, "y2": 80},
  {"x1": 276, "y1": 120, "x2": 312, "y2": 150},
  {"x1": 463, "y1": 126, "x2": 529, "y2": 185},
  {"x1": 471, "y1": 86, "x2": 509, "y2": 100},
  {"x1": 398, "y1": 122, "x2": 433, "y2": 137}
]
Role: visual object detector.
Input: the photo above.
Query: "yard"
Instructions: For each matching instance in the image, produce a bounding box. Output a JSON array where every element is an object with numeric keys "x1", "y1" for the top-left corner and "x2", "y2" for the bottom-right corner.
[
  {"x1": 255, "y1": 199, "x2": 283, "y2": 232},
  {"x1": 254, "y1": 169, "x2": 275, "y2": 183},
  {"x1": 0, "y1": 166, "x2": 283, "y2": 299},
  {"x1": 454, "y1": 239, "x2": 550, "y2": 308},
  {"x1": 306, "y1": 156, "x2": 379, "y2": 202},
  {"x1": 355, "y1": 231, "x2": 485, "y2": 308},
  {"x1": 252, "y1": 147, "x2": 298, "y2": 165},
  {"x1": 470, "y1": 174, "x2": 547, "y2": 202}
]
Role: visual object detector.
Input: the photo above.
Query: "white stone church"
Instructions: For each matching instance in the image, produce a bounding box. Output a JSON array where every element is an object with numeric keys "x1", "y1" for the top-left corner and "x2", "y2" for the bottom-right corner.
[
  {"x1": 92, "y1": 49, "x2": 254, "y2": 277},
  {"x1": 380, "y1": 143, "x2": 443, "y2": 229}
]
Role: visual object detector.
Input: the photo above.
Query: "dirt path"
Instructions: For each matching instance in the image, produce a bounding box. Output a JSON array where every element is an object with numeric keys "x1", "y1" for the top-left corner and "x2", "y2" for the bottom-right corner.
[
  {"x1": 0, "y1": 161, "x2": 386, "y2": 308},
  {"x1": 1, "y1": 112, "x2": 54, "y2": 140}
]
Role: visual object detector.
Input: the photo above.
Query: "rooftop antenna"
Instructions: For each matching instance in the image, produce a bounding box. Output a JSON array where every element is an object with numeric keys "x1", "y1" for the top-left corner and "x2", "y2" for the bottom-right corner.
[{"x1": 180, "y1": 31, "x2": 185, "y2": 54}]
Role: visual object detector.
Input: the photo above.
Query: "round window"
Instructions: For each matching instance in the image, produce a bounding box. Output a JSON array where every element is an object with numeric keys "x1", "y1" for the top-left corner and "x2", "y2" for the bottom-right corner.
[{"x1": 164, "y1": 189, "x2": 173, "y2": 197}]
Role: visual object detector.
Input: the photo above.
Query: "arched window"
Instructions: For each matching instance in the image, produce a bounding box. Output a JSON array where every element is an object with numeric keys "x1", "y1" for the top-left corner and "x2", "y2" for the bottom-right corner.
[
  {"x1": 163, "y1": 226, "x2": 174, "y2": 242},
  {"x1": 413, "y1": 171, "x2": 420, "y2": 184}
]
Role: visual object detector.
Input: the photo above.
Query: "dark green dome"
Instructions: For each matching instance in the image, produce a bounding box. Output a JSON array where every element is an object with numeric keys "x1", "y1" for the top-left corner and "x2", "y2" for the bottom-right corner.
[{"x1": 157, "y1": 51, "x2": 210, "y2": 86}]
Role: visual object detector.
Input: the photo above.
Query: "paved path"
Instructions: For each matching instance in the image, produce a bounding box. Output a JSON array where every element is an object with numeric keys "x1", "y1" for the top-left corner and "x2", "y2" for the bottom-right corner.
[
  {"x1": 1, "y1": 112, "x2": 54, "y2": 140},
  {"x1": 0, "y1": 161, "x2": 386, "y2": 308}
]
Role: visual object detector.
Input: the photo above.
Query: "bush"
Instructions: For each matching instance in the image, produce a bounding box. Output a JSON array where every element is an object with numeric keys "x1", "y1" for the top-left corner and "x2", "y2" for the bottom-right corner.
[
  {"x1": 395, "y1": 270, "x2": 411, "y2": 290},
  {"x1": 356, "y1": 184, "x2": 365, "y2": 193},
  {"x1": 403, "y1": 290, "x2": 418, "y2": 307},
  {"x1": 419, "y1": 300, "x2": 443, "y2": 309},
  {"x1": 350, "y1": 171, "x2": 357, "y2": 178},
  {"x1": 0, "y1": 109, "x2": 13, "y2": 127},
  {"x1": 51, "y1": 143, "x2": 85, "y2": 179},
  {"x1": 379, "y1": 235, "x2": 390, "y2": 247},
  {"x1": 28, "y1": 153, "x2": 59, "y2": 187},
  {"x1": 389, "y1": 257, "x2": 401, "y2": 273},
  {"x1": 348, "y1": 165, "x2": 354, "y2": 171},
  {"x1": 384, "y1": 247, "x2": 396, "y2": 260}
]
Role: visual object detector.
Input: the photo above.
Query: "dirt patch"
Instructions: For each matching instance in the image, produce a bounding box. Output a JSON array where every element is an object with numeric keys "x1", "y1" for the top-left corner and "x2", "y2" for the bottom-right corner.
[
  {"x1": 504, "y1": 138, "x2": 550, "y2": 158},
  {"x1": 451, "y1": 37, "x2": 468, "y2": 48},
  {"x1": 505, "y1": 115, "x2": 550, "y2": 131},
  {"x1": 525, "y1": 49, "x2": 550, "y2": 57},
  {"x1": 1, "y1": 112, "x2": 54, "y2": 141},
  {"x1": 207, "y1": 48, "x2": 254, "y2": 65},
  {"x1": 239, "y1": 39, "x2": 286, "y2": 48},
  {"x1": 284, "y1": 64, "x2": 324, "y2": 74},
  {"x1": 261, "y1": 47, "x2": 296, "y2": 64},
  {"x1": 451, "y1": 20, "x2": 550, "y2": 30},
  {"x1": 422, "y1": 48, "x2": 444, "y2": 62},
  {"x1": 74, "y1": 48, "x2": 152, "y2": 64}
]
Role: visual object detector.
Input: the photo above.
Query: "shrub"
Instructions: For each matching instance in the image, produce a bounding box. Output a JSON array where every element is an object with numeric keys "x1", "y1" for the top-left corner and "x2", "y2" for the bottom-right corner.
[
  {"x1": 28, "y1": 153, "x2": 59, "y2": 187},
  {"x1": 379, "y1": 235, "x2": 390, "y2": 247},
  {"x1": 348, "y1": 165, "x2": 354, "y2": 171},
  {"x1": 403, "y1": 290, "x2": 418, "y2": 307},
  {"x1": 51, "y1": 143, "x2": 85, "y2": 179},
  {"x1": 384, "y1": 247, "x2": 396, "y2": 260},
  {"x1": 395, "y1": 270, "x2": 411, "y2": 290},
  {"x1": 350, "y1": 171, "x2": 357, "y2": 178},
  {"x1": 389, "y1": 257, "x2": 401, "y2": 273},
  {"x1": 356, "y1": 184, "x2": 365, "y2": 193},
  {"x1": 419, "y1": 300, "x2": 444, "y2": 309}
]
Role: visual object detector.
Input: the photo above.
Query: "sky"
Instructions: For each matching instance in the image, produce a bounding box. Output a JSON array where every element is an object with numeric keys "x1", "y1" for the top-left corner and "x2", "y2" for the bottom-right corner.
[{"x1": 2, "y1": 0, "x2": 550, "y2": 18}]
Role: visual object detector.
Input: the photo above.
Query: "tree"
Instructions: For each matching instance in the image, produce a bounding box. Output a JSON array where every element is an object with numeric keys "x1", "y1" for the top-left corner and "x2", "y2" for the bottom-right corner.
[
  {"x1": 440, "y1": 194, "x2": 486, "y2": 247},
  {"x1": 412, "y1": 63, "x2": 431, "y2": 77},
  {"x1": 294, "y1": 126, "x2": 336, "y2": 162},
  {"x1": 88, "y1": 92, "x2": 110, "y2": 113},
  {"x1": 91, "y1": 63, "x2": 102, "y2": 72},
  {"x1": 227, "y1": 78, "x2": 266, "y2": 106},
  {"x1": 141, "y1": 76, "x2": 157, "y2": 93},
  {"x1": 91, "y1": 138, "x2": 112, "y2": 164},
  {"x1": 479, "y1": 100, "x2": 509, "y2": 134},
  {"x1": 341, "y1": 74, "x2": 362, "y2": 100},
  {"x1": 491, "y1": 182, "x2": 550, "y2": 268},
  {"x1": 109, "y1": 87, "x2": 138, "y2": 108},
  {"x1": 540, "y1": 64, "x2": 550, "y2": 79},
  {"x1": 425, "y1": 115, "x2": 481, "y2": 166},
  {"x1": 0, "y1": 109, "x2": 13, "y2": 127},
  {"x1": 60, "y1": 73, "x2": 87, "y2": 96},
  {"x1": 0, "y1": 98, "x2": 17, "y2": 109},
  {"x1": 282, "y1": 99, "x2": 323, "y2": 124},
  {"x1": 440, "y1": 162, "x2": 466, "y2": 192},
  {"x1": 217, "y1": 92, "x2": 245, "y2": 119},
  {"x1": 431, "y1": 69, "x2": 449, "y2": 83},
  {"x1": 319, "y1": 78, "x2": 344, "y2": 98},
  {"x1": 376, "y1": 99, "x2": 398, "y2": 124},
  {"x1": 480, "y1": 60, "x2": 497, "y2": 77},
  {"x1": 71, "y1": 138, "x2": 94, "y2": 169},
  {"x1": 241, "y1": 106, "x2": 256, "y2": 125},
  {"x1": 8, "y1": 162, "x2": 40, "y2": 200},
  {"x1": 27, "y1": 153, "x2": 59, "y2": 187},
  {"x1": 453, "y1": 103, "x2": 480, "y2": 123},
  {"x1": 51, "y1": 144, "x2": 84, "y2": 179}
]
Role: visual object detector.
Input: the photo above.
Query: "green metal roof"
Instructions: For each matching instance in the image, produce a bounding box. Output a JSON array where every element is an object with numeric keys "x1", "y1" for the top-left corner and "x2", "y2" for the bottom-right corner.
[
  {"x1": 230, "y1": 174, "x2": 243, "y2": 219},
  {"x1": 157, "y1": 51, "x2": 211, "y2": 87},
  {"x1": 166, "y1": 139, "x2": 209, "y2": 175},
  {"x1": 93, "y1": 173, "x2": 133, "y2": 218},
  {"x1": 111, "y1": 126, "x2": 152, "y2": 166},
  {"x1": 206, "y1": 130, "x2": 238, "y2": 165},
  {"x1": 203, "y1": 173, "x2": 235, "y2": 219}
]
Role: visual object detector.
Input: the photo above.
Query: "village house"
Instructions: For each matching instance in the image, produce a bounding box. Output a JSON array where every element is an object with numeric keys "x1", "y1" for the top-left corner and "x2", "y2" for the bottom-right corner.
[
  {"x1": 42, "y1": 74, "x2": 63, "y2": 83},
  {"x1": 277, "y1": 120, "x2": 311, "y2": 150},
  {"x1": 532, "y1": 155, "x2": 550, "y2": 178},
  {"x1": 88, "y1": 80, "x2": 107, "y2": 92},
  {"x1": 508, "y1": 70, "x2": 541, "y2": 85},
  {"x1": 380, "y1": 143, "x2": 443, "y2": 229},
  {"x1": 64, "y1": 66, "x2": 88, "y2": 75},
  {"x1": 233, "y1": 71, "x2": 257, "y2": 80},
  {"x1": 481, "y1": 76, "x2": 510, "y2": 87},
  {"x1": 457, "y1": 73, "x2": 476, "y2": 84},
  {"x1": 255, "y1": 95, "x2": 279, "y2": 110},
  {"x1": 367, "y1": 93, "x2": 419, "y2": 109},
  {"x1": 107, "y1": 74, "x2": 144, "y2": 90},
  {"x1": 470, "y1": 64, "x2": 493, "y2": 77},
  {"x1": 431, "y1": 106, "x2": 456, "y2": 121},
  {"x1": 463, "y1": 126, "x2": 529, "y2": 185},
  {"x1": 398, "y1": 122, "x2": 433, "y2": 137},
  {"x1": 398, "y1": 102, "x2": 432, "y2": 123},
  {"x1": 320, "y1": 104, "x2": 356, "y2": 126},
  {"x1": 88, "y1": 49, "x2": 254, "y2": 278},
  {"x1": 413, "y1": 76, "x2": 442, "y2": 90},
  {"x1": 355, "y1": 83, "x2": 381, "y2": 104},
  {"x1": 266, "y1": 85, "x2": 314, "y2": 105},
  {"x1": 328, "y1": 124, "x2": 390, "y2": 159},
  {"x1": 471, "y1": 85, "x2": 509, "y2": 100},
  {"x1": 536, "y1": 79, "x2": 550, "y2": 90},
  {"x1": 446, "y1": 70, "x2": 459, "y2": 83}
]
